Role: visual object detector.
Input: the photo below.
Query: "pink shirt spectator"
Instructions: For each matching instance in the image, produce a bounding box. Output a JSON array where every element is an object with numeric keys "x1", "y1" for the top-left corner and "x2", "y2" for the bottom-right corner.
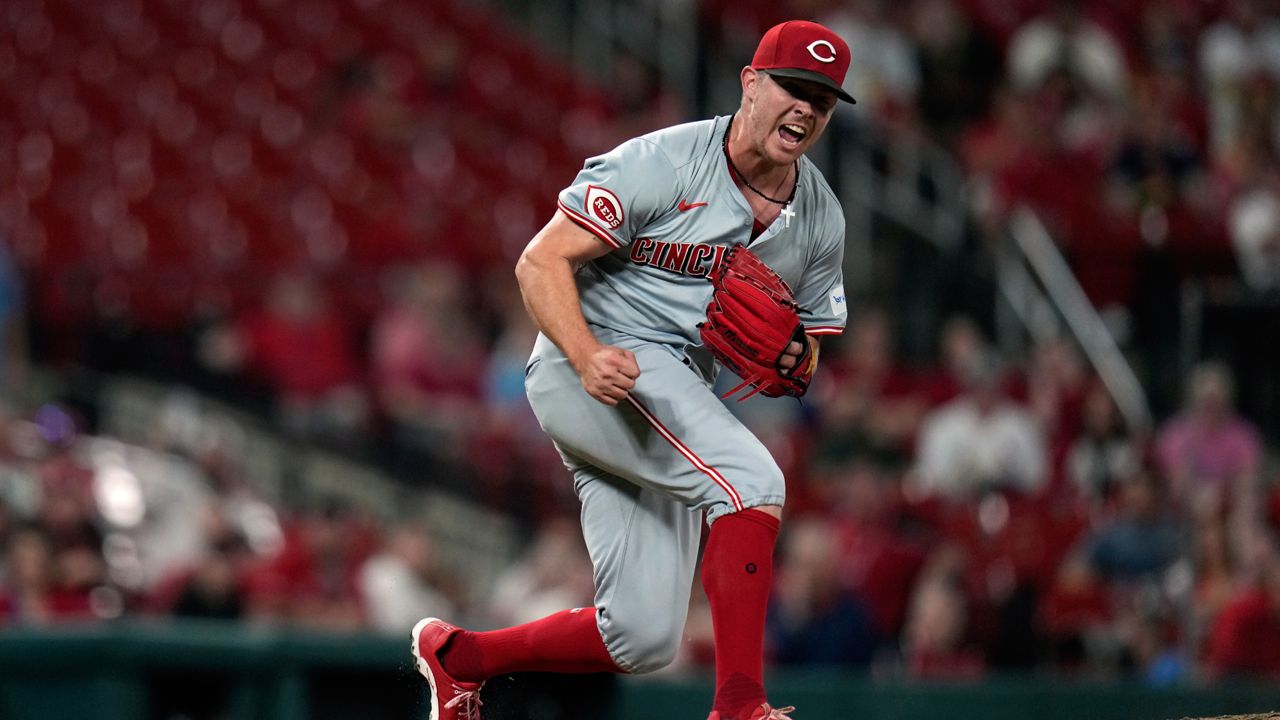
[
  {"x1": 370, "y1": 266, "x2": 486, "y2": 407},
  {"x1": 1155, "y1": 361, "x2": 1261, "y2": 509},
  {"x1": 1156, "y1": 414, "x2": 1261, "y2": 491}
]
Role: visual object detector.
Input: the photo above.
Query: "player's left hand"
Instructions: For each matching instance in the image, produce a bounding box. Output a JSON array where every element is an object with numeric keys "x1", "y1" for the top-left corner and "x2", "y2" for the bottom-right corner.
[
  {"x1": 777, "y1": 340, "x2": 806, "y2": 373},
  {"x1": 698, "y1": 245, "x2": 816, "y2": 399}
]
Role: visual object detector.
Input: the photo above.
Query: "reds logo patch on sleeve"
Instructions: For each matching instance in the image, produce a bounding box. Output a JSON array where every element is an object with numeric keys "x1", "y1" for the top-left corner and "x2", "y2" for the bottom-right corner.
[{"x1": 585, "y1": 185, "x2": 624, "y2": 230}]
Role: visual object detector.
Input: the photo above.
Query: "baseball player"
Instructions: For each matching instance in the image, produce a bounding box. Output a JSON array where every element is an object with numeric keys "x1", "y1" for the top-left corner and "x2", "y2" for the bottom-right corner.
[{"x1": 412, "y1": 20, "x2": 853, "y2": 720}]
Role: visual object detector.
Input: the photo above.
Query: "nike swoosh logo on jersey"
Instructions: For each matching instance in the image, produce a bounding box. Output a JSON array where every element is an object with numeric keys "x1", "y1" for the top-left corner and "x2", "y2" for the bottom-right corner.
[{"x1": 678, "y1": 199, "x2": 708, "y2": 212}]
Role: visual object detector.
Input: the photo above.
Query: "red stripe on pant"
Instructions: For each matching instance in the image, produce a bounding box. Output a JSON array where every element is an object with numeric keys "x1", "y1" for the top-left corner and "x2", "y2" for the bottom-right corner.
[{"x1": 625, "y1": 395, "x2": 744, "y2": 512}]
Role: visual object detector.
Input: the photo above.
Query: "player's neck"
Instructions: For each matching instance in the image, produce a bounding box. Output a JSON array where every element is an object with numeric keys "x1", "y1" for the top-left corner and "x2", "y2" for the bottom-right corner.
[{"x1": 725, "y1": 114, "x2": 794, "y2": 192}]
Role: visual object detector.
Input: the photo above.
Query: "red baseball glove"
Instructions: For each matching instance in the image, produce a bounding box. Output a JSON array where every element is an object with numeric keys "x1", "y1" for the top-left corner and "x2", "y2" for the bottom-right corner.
[{"x1": 699, "y1": 245, "x2": 815, "y2": 400}]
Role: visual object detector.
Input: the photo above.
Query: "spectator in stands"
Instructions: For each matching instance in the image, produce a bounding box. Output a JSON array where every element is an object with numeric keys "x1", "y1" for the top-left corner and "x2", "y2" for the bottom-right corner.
[
  {"x1": 245, "y1": 501, "x2": 374, "y2": 631},
  {"x1": 1205, "y1": 534, "x2": 1280, "y2": 679},
  {"x1": 1229, "y1": 175, "x2": 1280, "y2": 294},
  {"x1": 51, "y1": 540, "x2": 107, "y2": 618},
  {"x1": 0, "y1": 525, "x2": 93, "y2": 623},
  {"x1": 975, "y1": 2, "x2": 1128, "y2": 297},
  {"x1": 474, "y1": 273, "x2": 571, "y2": 519},
  {"x1": 167, "y1": 534, "x2": 251, "y2": 622},
  {"x1": 36, "y1": 450, "x2": 100, "y2": 557},
  {"x1": 148, "y1": 508, "x2": 255, "y2": 622},
  {"x1": 766, "y1": 517, "x2": 877, "y2": 668},
  {"x1": 1099, "y1": 83, "x2": 1204, "y2": 305},
  {"x1": 908, "y1": 0, "x2": 1003, "y2": 147},
  {"x1": 1025, "y1": 336, "x2": 1089, "y2": 450},
  {"x1": 919, "y1": 314, "x2": 987, "y2": 409},
  {"x1": 900, "y1": 544, "x2": 986, "y2": 679},
  {"x1": 359, "y1": 521, "x2": 460, "y2": 634},
  {"x1": 198, "y1": 270, "x2": 369, "y2": 441},
  {"x1": 911, "y1": 352, "x2": 1047, "y2": 500},
  {"x1": 487, "y1": 517, "x2": 594, "y2": 628},
  {"x1": 481, "y1": 274, "x2": 541, "y2": 433},
  {"x1": 816, "y1": 0, "x2": 920, "y2": 122},
  {"x1": 819, "y1": 447, "x2": 928, "y2": 641},
  {"x1": 1155, "y1": 361, "x2": 1262, "y2": 516},
  {"x1": 814, "y1": 308, "x2": 920, "y2": 465},
  {"x1": 1127, "y1": 2, "x2": 1215, "y2": 222},
  {"x1": 1006, "y1": 0, "x2": 1128, "y2": 104},
  {"x1": 0, "y1": 526, "x2": 53, "y2": 623},
  {"x1": 1081, "y1": 470, "x2": 1185, "y2": 582},
  {"x1": 1199, "y1": 0, "x2": 1280, "y2": 173},
  {"x1": 1131, "y1": 612, "x2": 1189, "y2": 686},
  {"x1": 198, "y1": 449, "x2": 286, "y2": 562},
  {"x1": 1038, "y1": 552, "x2": 1113, "y2": 675},
  {"x1": 1066, "y1": 382, "x2": 1140, "y2": 511},
  {"x1": 960, "y1": 86, "x2": 1036, "y2": 232},
  {"x1": 1110, "y1": 73, "x2": 1206, "y2": 220},
  {"x1": 1190, "y1": 512, "x2": 1240, "y2": 650},
  {"x1": 370, "y1": 262, "x2": 487, "y2": 466}
]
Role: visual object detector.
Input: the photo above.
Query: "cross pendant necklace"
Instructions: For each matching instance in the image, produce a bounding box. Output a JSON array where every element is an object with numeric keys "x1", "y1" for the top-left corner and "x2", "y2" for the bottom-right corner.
[
  {"x1": 723, "y1": 116, "x2": 799, "y2": 230},
  {"x1": 781, "y1": 204, "x2": 795, "y2": 228}
]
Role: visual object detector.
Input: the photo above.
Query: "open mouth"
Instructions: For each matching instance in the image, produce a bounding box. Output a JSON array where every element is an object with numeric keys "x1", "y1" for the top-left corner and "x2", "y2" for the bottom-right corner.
[{"x1": 779, "y1": 123, "x2": 807, "y2": 146}]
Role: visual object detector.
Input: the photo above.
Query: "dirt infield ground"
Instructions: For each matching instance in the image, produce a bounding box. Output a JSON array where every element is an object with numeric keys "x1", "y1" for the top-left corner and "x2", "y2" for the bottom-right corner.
[{"x1": 1177, "y1": 707, "x2": 1280, "y2": 712}]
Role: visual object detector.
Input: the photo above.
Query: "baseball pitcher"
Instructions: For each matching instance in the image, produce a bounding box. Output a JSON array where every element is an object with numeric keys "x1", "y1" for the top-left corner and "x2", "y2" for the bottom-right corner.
[{"x1": 412, "y1": 20, "x2": 853, "y2": 720}]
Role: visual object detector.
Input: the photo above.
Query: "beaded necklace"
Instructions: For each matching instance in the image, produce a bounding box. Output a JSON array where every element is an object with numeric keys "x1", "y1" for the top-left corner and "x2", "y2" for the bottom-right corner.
[{"x1": 722, "y1": 115, "x2": 798, "y2": 208}]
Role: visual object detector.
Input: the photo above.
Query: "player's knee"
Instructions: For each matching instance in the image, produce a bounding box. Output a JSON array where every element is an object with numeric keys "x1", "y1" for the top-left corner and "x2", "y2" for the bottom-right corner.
[
  {"x1": 716, "y1": 457, "x2": 787, "y2": 511},
  {"x1": 616, "y1": 637, "x2": 680, "y2": 675},
  {"x1": 751, "y1": 457, "x2": 786, "y2": 503},
  {"x1": 764, "y1": 460, "x2": 786, "y2": 498},
  {"x1": 607, "y1": 616, "x2": 682, "y2": 674}
]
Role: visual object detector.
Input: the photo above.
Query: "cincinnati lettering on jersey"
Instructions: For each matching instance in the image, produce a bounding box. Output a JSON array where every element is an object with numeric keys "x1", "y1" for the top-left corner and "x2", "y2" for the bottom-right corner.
[{"x1": 629, "y1": 238, "x2": 729, "y2": 278}]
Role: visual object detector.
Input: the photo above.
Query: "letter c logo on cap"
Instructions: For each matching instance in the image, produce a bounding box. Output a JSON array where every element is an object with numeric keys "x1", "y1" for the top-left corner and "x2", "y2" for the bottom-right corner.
[{"x1": 806, "y1": 40, "x2": 837, "y2": 63}]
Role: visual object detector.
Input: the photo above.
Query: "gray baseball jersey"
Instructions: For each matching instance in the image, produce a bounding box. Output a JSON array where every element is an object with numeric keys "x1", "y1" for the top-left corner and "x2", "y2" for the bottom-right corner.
[
  {"x1": 523, "y1": 114, "x2": 847, "y2": 673},
  {"x1": 555, "y1": 115, "x2": 847, "y2": 378}
]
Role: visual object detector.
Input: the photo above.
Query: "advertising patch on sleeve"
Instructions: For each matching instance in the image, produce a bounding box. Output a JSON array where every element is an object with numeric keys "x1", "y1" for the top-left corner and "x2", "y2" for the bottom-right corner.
[{"x1": 830, "y1": 286, "x2": 848, "y2": 317}]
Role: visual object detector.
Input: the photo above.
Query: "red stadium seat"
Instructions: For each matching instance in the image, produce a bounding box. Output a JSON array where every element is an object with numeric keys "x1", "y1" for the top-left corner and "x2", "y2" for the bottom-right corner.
[{"x1": 11, "y1": 0, "x2": 615, "y2": 333}]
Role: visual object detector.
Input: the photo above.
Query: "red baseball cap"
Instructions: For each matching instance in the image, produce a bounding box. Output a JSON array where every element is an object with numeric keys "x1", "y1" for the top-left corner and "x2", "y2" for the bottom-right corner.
[{"x1": 752, "y1": 20, "x2": 855, "y2": 104}]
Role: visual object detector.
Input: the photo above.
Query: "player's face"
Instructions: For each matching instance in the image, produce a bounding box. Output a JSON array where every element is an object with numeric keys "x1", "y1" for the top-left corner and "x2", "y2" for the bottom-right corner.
[{"x1": 744, "y1": 70, "x2": 838, "y2": 165}]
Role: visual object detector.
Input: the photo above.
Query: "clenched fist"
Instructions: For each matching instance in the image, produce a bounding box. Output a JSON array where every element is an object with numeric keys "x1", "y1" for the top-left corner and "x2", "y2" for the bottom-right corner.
[{"x1": 573, "y1": 344, "x2": 641, "y2": 406}]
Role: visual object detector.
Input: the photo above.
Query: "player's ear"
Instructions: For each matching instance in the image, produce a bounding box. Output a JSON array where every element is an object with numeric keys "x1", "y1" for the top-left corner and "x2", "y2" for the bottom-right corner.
[{"x1": 741, "y1": 66, "x2": 758, "y2": 101}]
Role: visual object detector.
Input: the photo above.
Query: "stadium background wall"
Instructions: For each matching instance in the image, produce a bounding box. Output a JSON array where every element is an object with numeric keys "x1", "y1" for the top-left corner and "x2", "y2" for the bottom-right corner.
[{"x1": 3, "y1": 624, "x2": 1280, "y2": 720}]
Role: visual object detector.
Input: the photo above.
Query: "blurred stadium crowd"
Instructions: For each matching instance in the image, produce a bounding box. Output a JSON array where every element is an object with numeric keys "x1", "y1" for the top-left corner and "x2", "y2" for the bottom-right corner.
[{"x1": 3, "y1": 0, "x2": 1280, "y2": 691}]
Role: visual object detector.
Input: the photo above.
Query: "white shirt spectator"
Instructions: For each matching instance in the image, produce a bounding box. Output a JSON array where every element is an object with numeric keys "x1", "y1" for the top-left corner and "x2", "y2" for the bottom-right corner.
[
  {"x1": 358, "y1": 525, "x2": 458, "y2": 634},
  {"x1": 1007, "y1": 14, "x2": 1127, "y2": 99},
  {"x1": 486, "y1": 518, "x2": 594, "y2": 627},
  {"x1": 1230, "y1": 187, "x2": 1280, "y2": 292},
  {"x1": 912, "y1": 397, "x2": 1047, "y2": 499},
  {"x1": 1199, "y1": 13, "x2": 1280, "y2": 156}
]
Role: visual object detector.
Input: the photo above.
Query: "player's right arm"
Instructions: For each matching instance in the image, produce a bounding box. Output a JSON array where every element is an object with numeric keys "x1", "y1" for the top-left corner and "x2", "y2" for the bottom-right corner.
[{"x1": 515, "y1": 210, "x2": 640, "y2": 406}]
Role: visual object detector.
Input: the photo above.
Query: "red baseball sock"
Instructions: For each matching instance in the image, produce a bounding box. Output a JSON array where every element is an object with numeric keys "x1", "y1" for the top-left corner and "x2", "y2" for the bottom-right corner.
[
  {"x1": 439, "y1": 607, "x2": 620, "y2": 683},
  {"x1": 702, "y1": 508, "x2": 779, "y2": 717}
]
